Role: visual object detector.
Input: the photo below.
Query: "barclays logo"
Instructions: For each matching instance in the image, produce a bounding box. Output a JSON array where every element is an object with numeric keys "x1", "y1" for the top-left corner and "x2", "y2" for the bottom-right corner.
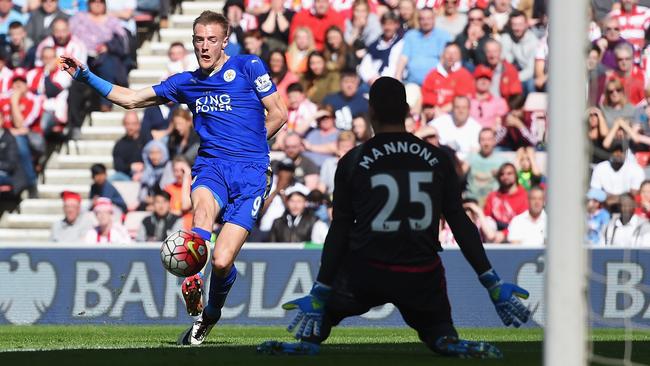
[
  {"x1": 516, "y1": 255, "x2": 545, "y2": 326},
  {"x1": 0, "y1": 253, "x2": 56, "y2": 325}
]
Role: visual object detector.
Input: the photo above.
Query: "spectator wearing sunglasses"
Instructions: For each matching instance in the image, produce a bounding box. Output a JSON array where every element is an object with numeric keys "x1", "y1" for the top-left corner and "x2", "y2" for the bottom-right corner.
[{"x1": 593, "y1": 16, "x2": 633, "y2": 70}]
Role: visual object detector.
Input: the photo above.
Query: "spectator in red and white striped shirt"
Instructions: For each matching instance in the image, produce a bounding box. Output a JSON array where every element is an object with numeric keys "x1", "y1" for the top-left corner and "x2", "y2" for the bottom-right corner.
[
  {"x1": 27, "y1": 46, "x2": 71, "y2": 134},
  {"x1": 609, "y1": 0, "x2": 650, "y2": 54},
  {"x1": 0, "y1": 69, "x2": 45, "y2": 197},
  {"x1": 0, "y1": 48, "x2": 13, "y2": 94},
  {"x1": 37, "y1": 17, "x2": 87, "y2": 140},
  {"x1": 34, "y1": 18, "x2": 87, "y2": 67}
]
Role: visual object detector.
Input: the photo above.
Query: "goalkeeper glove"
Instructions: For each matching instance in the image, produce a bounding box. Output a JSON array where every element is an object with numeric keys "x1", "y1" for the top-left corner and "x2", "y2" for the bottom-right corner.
[
  {"x1": 282, "y1": 282, "x2": 331, "y2": 339},
  {"x1": 479, "y1": 268, "x2": 530, "y2": 327}
]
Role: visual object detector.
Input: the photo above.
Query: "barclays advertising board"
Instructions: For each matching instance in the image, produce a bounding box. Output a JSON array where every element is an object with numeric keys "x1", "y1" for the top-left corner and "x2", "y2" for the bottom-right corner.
[{"x1": 0, "y1": 243, "x2": 649, "y2": 328}]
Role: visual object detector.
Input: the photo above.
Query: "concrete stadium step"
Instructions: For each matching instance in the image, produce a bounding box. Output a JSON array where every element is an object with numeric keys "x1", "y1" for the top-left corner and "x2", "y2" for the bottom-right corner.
[
  {"x1": 129, "y1": 69, "x2": 166, "y2": 84},
  {"x1": 43, "y1": 169, "x2": 116, "y2": 185},
  {"x1": 182, "y1": 1, "x2": 225, "y2": 15},
  {"x1": 0, "y1": 228, "x2": 50, "y2": 241},
  {"x1": 36, "y1": 184, "x2": 90, "y2": 199},
  {"x1": 80, "y1": 125, "x2": 125, "y2": 141},
  {"x1": 137, "y1": 55, "x2": 169, "y2": 69},
  {"x1": 149, "y1": 41, "x2": 193, "y2": 55},
  {"x1": 170, "y1": 14, "x2": 196, "y2": 28},
  {"x1": 19, "y1": 198, "x2": 79, "y2": 215},
  {"x1": 48, "y1": 153, "x2": 113, "y2": 170},
  {"x1": 160, "y1": 28, "x2": 193, "y2": 44},
  {"x1": 59, "y1": 140, "x2": 116, "y2": 155},
  {"x1": 89, "y1": 111, "x2": 144, "y2": 127},
  {"x1": 2, "y1": 213, "x2": 63, "y2": 229}
]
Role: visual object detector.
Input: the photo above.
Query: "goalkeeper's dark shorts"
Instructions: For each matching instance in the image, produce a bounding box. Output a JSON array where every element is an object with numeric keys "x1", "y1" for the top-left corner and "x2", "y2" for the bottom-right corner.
[{"x1": 302, "y1": 253, "x2": 457, "y2": 345}]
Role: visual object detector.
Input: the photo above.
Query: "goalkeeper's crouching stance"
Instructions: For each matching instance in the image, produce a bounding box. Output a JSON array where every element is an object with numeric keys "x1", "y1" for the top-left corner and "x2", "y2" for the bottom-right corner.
[{"x1": 257, "y1": 77, "x2": 531, "y2": 359}]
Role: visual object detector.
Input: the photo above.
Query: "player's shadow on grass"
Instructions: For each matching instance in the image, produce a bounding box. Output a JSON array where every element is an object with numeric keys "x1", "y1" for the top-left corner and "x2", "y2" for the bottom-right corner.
[{"x1": 1, "y1": 341, "x2": 648, "y2": 366}]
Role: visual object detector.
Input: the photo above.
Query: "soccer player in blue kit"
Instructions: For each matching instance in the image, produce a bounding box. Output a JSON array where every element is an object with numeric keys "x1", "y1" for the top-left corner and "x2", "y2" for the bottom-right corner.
[{"x1": 59, "y1": 11, "x2": 287, "y2": 345}]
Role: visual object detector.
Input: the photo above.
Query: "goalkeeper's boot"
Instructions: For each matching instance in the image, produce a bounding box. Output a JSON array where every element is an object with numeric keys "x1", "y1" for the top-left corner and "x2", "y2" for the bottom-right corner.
[
  {"x1": 181, "y1": 273, "x2": 203, "y2": 316},
  {"x1": 434, "y1": 336, "x2": 503, "y2": 359},
  {"x1": 177, "y1": 311, "x2": 218, "y2": 346},
  {"x1": 256, "y1": 340, "x2": 320, "y2": 355}
]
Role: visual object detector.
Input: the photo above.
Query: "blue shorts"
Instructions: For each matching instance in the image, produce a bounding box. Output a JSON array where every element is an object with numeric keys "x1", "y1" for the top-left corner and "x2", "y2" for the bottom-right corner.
[{"x1": 191, "y1": 156, "x2": 271, "y2": 232}]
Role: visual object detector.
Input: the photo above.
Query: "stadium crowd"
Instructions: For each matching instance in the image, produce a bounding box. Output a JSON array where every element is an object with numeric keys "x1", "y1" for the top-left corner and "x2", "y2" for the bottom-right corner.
[{"x1": 0, "y1": 0, "x2": 649, "y2": 245}]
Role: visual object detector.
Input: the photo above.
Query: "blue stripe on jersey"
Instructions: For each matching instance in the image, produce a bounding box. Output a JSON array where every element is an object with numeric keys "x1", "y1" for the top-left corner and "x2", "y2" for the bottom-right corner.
[{"x1": 152, "y1": 54, "x2": 277, "y2": 163}]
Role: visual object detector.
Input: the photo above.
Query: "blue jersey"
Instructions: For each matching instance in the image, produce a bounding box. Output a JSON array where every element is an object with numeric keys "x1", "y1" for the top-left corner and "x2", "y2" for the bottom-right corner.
[{"x1": 152, "y1": 54, "x2": 277, "y2": 163}]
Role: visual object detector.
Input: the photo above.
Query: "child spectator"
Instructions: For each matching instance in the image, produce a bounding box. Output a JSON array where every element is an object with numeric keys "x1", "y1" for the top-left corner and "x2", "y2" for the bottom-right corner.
[
  {"x1": 586, "y1": 188, "x2": 610, "y2": 245},
  {"x1": 516, "y1": 147, "x2": 545, "y2": 190},
  {"x1": 89, "y1": 163, "x2": 127, "y2": 214}
]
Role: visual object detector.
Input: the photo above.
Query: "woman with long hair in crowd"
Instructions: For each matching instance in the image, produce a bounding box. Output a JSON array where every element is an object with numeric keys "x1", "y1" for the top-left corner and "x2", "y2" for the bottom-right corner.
[
  {"x1": 344, "y1": 0, "x2": 382, "y2": 48},
  {"x1": 323, "y1": 25, "x2": 358, "y2": 72},
  {"x1": 397, "y1": 0, "x2": 418, "y2": 32},
  {"x1": 286, "y1": 26, "x2": 315, "y2": 75},
  {"x1": 267, "y1": 50, "x2": 299, "y2": 104},
  {"x1": 300, "y1": 50, "x2": 341, "y2": 104},
  {"x1": 351, "y1": 114, "x2": 373, "y2": 143},
  {"x1": 587, "y1": 107, "x2": 611, "y2": 164},
  {"x1": 600, "y1": 78, "x2": 636, "y2": 128}
]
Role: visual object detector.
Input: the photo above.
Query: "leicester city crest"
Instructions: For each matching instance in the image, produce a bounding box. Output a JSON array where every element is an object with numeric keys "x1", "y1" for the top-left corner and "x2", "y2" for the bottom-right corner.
[{"x1": 224, "y1": 69, "x2": 236, "y2": 82}]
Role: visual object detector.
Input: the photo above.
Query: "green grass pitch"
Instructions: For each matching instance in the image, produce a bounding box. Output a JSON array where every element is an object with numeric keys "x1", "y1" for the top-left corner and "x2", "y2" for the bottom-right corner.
[{"x1": 0, "y1": 326, "x2": 649, "y2": 365}]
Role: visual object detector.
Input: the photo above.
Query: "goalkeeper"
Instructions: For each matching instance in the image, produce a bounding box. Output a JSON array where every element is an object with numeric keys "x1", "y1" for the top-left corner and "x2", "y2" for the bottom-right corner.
[{"x1": 258, "y1": 77, "x2": 531, "y2": 359}]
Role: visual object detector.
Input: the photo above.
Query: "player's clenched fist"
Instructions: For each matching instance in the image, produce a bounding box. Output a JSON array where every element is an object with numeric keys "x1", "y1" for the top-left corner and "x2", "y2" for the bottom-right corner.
[
  {"x1": 479, "y1": 269, "x2": 531, "y2": 327},
  {"x1": 58, "y1": 55, "x2": 84, "y2": 77}
]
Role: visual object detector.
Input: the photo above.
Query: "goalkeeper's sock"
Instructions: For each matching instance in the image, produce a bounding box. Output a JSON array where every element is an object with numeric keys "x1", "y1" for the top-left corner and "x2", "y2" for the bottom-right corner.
[{"x1": 204, "y1": 264, "x2": 237, "y2": 320}]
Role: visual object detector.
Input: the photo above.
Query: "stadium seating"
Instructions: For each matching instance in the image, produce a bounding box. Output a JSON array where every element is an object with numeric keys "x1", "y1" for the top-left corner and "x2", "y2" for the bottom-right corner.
[
  {"x1": 124, "y1": 211, "x2": 151, "y2": 239},
  {"x1": 0, "y1": 1, "x2": 226, "y2": 243}
]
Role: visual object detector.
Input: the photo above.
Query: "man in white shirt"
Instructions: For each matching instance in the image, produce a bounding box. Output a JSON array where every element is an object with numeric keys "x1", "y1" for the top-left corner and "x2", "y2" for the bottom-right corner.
[
  {"x1": 590, "y1": 142, "x2": 646, "y2": 197},
  {"x1": 429, "y1": 95, "x2": 481, "y2": 161},
  {"x1": 507, "y1": 186, "x2": 547, "y2": 246},
  {"x1": 601, "y1": 193, "x2": 650, "y2": 246}
]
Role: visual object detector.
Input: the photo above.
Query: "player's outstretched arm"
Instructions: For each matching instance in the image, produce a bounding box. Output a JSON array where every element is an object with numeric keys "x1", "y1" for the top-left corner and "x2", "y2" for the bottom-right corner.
[
  {"x1": 447, "y1": 210, "x2": 531, "y2": 327},
  {"x1": 60, "y1": 55, "x2": 163, "y2": 109},
  {"x1": 261, "y1": 92, "x2": 288, "y2": 140},
  {"x1": 442, "y1": 154, "x2": 531, "y2": 327}
]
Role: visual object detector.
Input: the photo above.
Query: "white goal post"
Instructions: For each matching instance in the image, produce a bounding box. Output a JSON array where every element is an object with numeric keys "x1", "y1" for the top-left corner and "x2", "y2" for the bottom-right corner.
[{"x1": 545, "y1": 0, "x2": 589, "y2": 365}]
